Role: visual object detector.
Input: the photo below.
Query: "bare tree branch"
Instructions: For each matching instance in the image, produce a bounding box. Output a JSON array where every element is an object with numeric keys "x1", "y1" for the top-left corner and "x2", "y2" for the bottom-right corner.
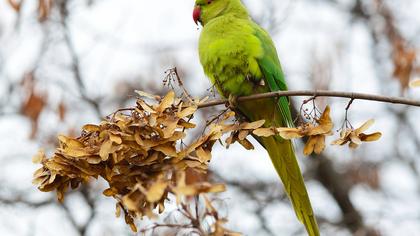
[
  {"x1": 58, "y1": 0, "x2": 102, "y2": 117},
  {"x1": 0, "y1": 197, "x2": 54, "y2": 208},
  {"x1": 198, "y1": 90, "x2": 420, "y2": 109}
]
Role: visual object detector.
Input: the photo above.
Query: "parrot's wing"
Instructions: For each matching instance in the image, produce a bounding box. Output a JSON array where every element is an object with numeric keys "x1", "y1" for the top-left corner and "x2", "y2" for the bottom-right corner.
[
  {"x1": 251, "y1": 25, "x2": 320, "y2": 236},
  {"x1": 253, "y1": 24, "x2": 294, "y2": 128}
]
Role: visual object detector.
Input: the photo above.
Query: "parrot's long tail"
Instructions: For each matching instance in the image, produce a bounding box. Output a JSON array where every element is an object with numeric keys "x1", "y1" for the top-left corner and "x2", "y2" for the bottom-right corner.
[{"x1": 261, "y1": 136, "x2": 320, "y2": 236}]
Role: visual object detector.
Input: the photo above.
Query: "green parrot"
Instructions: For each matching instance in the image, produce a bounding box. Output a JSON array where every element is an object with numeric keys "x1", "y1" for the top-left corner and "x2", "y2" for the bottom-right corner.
[{"x1": 193, "y1": 0, "x2": 319, "y2": 235}]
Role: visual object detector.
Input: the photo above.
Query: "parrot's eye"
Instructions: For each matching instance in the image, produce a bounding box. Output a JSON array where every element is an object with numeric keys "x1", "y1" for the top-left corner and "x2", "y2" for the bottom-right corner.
[{"x1": 207, "y1": 0, "x2": 212, "y2": 4}]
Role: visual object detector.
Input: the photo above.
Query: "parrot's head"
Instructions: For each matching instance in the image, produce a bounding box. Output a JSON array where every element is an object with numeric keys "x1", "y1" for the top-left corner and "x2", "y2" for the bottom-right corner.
[{"x1": 193, "y1": 0, "x2": 247, "y2": 26}]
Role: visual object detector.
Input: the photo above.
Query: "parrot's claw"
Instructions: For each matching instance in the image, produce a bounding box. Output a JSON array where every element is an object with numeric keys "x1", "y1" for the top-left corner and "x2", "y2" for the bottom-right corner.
[{"x1": 227, "y1": 94, "x2": 238, "y2": 110}]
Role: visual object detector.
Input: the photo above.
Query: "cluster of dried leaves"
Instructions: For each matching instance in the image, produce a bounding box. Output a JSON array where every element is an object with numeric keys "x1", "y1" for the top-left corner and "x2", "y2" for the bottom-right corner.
[
  {"x1": 252, "y1": 105, "x2": 382, "y2": 155},
  {"x1": 32, "y1": 90, "x2": 265, "y2": 234}
]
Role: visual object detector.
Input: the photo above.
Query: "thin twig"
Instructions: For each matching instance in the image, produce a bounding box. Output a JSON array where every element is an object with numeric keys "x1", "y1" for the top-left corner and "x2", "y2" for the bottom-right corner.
[
  {"x1": 0, "y1": 197, "x2": 53, "y2": 208},
  {"x1": 197, "y1": 90, "x2": 420, "y2": 109},
  {"x1": 58, "y1": 1, "x2": 102, "y2": 117}
]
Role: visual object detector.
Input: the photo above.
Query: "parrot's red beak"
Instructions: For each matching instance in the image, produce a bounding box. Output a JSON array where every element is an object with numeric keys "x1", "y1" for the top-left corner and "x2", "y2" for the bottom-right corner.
[{"x1": 193, "y1": 6, "x2": 201, "y2": 25}]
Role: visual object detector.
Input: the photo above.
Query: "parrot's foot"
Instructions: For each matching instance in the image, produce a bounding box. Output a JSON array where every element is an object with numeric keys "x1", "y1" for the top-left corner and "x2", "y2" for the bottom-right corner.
[{"x1": 227, "y1": 94, "x2": 238, "y2": 110}]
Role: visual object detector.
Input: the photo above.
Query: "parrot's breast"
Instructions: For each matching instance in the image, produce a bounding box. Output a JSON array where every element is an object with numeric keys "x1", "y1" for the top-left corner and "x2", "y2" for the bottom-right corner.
[{"x1": 198, "y1": 16, "x2": 267, "y2": 97}]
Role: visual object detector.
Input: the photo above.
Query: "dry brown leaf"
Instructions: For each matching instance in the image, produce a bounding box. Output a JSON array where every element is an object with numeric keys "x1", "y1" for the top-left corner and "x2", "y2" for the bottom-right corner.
[
  {"x1": 154, "y1": 144, "x2": 177, "y2": 157},
  {"x1": 253, "y1": 128, "x2": 276, "y2": 137},
  {"x1": 238, "y1": 130, "x2": 249, "y2": 141},
  {"x1": 103, "y1": 188, "x2": 118, "y2": 197},
  {"x1": 241, "y1": 120, "x2": 265, "y2": 130},
  {"x1": 99, "y1": 140, "x2": 113, "y2": 161},
  {"x1": 122, "y1": 194, "x2": 138, "y2": 213},
  {"x1": 310, "y1": 105, "x2": 333, "y2": 135},
  {"x1": 360, "y1": 132, "x2": 382, "y2": 142},
  {"x1": 146, "y1": 180, "x2": 168, "y2": 203},
  {"x1": 196, "y1": 147, "x2": 212, "y2": 163},
  {"x1": 332, "y1": 119, "x2": 382, "y2": 149},
  {"x1": 179, "y1": 119, "x2": 196, "y2": 129},
  {"x1": 137, "y1": 100, "x2": 156, "y2": 113},
  {"x1": 177, "y1": 106, "x2": 197, "y2": 118},
  {"x1": 161, "y1": 117, "x2": 179, "y2": 138},
  {"x1": 157, "y1": 90, "x2": 175, "y2": 113},
  {"x1": 206, "y1": 184, "x2": 226, "y2": 193},
  {"x1": 82, "y1": 124, "x2": 100, "y2": 132},
  {"x1": 185, "y1": 168, "x2": 208, "y2": 185},
  {"x1": 22, "y1": 92, "x2": 46, "y2": 121},
  {"x1": 277, "y1": 127, "x2": 307, "y2": 139},
  {"x1": 22, "y1": 91, "x2": 47, "y2": 139},
  {"x1": 304, "y1": 135, "x2": 325, "y2": 155}
]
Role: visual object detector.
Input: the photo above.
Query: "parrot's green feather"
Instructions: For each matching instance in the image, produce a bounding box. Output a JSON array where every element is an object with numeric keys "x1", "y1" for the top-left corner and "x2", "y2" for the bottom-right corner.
[
  {"x1": 252, "y1": 26, "x2": 294, "y2": 128},
  {"x1": 196, "y1": 0, "x2": 319, "y2": 235}
]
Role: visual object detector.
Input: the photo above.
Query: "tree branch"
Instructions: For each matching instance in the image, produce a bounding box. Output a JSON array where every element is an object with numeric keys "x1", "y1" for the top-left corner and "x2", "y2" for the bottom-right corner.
[
  {"x1": 0, "y1": 196, "x2": 54, "y2": 208},
  {"x1": 197, "y1": 90, "x2": 420, "y2": 109},
  {"x1": 58, "y1": 0, "x2": 102, "y2": 117}
]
